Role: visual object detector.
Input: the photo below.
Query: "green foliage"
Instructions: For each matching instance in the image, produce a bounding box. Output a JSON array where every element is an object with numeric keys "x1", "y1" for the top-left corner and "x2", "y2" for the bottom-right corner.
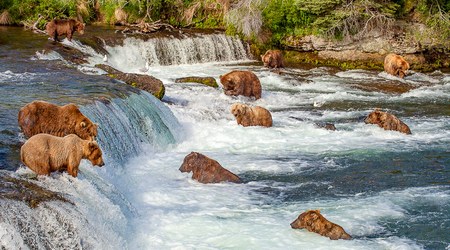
[{"x1": 7, "y1": 0, "x2": 77, "y2": 25}]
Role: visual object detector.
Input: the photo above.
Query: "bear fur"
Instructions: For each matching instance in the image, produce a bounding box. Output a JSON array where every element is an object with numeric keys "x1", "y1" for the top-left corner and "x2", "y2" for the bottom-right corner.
[
  {"x1": 384, "y1": 53, "x2": 409, "y2": 78},
  {"x1": 364, "y1": 109, "x2": 411, "y2": 134},
  {"x1": 179, "y1": 152, "x2": 241, "y2": 184},
  {"x1": 261, "y1": 50, "x2": 285, "y2": 69},
  {"x1": 220, "y1": 70, "x2": 262, "y2": 100},
  {"x1": 46, "y1": 19, "x2": 85, "y2": 42},
  {"x1": 20, "y1": 134, "x2": 104, "y2": 178},
  {"x1": 18, "y1": 100, "x2": 98, "y2": 141},
  {"x1": 230, "y1": 103, "x2": 272, "y2": 127},
  {"x1": 290, "y1": 210, "x2": 351, "y2": 240}
]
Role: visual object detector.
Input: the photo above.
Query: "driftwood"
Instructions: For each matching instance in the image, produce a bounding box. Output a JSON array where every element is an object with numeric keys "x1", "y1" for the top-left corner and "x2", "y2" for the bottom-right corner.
[
  {"x1": 22, "y1": 14, "x2": 46, "y2": 34},
  {"x1": 121, "y1": 20, "x2": 175, "y2": 34}
]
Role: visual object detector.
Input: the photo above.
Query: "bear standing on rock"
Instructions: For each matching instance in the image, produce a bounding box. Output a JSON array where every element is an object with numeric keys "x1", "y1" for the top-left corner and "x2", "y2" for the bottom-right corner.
[
  {"x1": 261, "y1": 50, "x2": 285, "y2": 69},
  {"x1": 291, "y1": 210, "x2": 352, "y2": 240},
  {"x1": 220, "y1": 70, "x2": 262, "y2": 100},
  {"x1": 230, "y1": 103, "x2": 272, "y2": 127},
  {"x1": 384, "y1": 53, "x2": 409, "y2": 78},
  {"x1": 18, "y1": 100, "x2": 98, "y2": 141},
  {"x1": 364, "y1": 109, "x2": 412, "y2": 134},
  {"x1": 21, "y1": 134, "x2": 104, "y2": 178},
  {"x1": 46, "y1": 19, "x2": 85, "y2": 42}
]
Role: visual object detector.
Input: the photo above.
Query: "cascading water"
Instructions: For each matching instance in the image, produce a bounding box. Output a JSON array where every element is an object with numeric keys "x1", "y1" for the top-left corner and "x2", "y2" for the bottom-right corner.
[
  {"x1": 82, "y1": 33, "x2": 252, "y2": 73},
  {"x1": 80, "y1": 91, "x2": 182, "y2": 165}
]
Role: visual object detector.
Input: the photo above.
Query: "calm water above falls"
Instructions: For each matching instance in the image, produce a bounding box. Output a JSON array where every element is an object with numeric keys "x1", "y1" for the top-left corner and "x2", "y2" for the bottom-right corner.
[{"x1": 0, "y1": 26, "x2": 449, "y2": 250}]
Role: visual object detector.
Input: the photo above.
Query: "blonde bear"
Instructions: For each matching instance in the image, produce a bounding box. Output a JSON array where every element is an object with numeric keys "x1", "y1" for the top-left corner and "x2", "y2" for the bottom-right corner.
[{"x1": 230, "y1": 103, "x2": 272, "y2": 127}]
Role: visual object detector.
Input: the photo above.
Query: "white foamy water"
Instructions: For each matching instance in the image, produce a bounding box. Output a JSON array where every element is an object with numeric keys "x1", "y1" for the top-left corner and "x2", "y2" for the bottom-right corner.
[{"x1": 107, "y1": 62, "x2": 447, "y2": 249}]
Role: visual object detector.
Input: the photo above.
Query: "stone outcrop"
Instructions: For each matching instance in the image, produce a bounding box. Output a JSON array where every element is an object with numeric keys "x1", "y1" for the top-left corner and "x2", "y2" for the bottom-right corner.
[
  {"x1": 96, "y1": 64, "x2": 165, "y2": 99},
  {"x1": 175, "y1": 76, "x2": 218, "y2": 87},
  {"x1": 0, "y1": 171, "x2": 70, "y2": 208},
  {"x1": 179, "y1": 152, "x2": 241, "y2": 184}
]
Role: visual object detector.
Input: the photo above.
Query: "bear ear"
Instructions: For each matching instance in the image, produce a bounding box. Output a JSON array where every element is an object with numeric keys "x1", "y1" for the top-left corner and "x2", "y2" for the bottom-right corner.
[
  {"x1": 80, "y1": 121, "x2": 86, "y2": 128},
  {"x1": 88, "y1": 141, "x2": 98, "y2": 149}
]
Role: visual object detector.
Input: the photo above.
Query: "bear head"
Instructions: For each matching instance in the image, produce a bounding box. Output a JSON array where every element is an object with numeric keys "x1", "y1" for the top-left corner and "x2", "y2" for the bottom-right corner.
[
  {"x1": 75, "y1": 117, "x2": 98, "y2": 141},
  {"x1": 179, "y1": 152, "x2": 203, "y2": 173},
  {"x1": 74, "y1": 21, "x2": 85, "y2": 35},
  {"x1": 261, "y1": 53, "x2": 273, "y2": 68},
  {"x1": 290, "y1": 210, "x2": 321, "y2": 229},
  {"x1": 230, "y1": 103, "x2": 247, "y2": 118},
  {"x1": 364, "y1": 109, "x2": 382, "y2": 125},
  {"x1": 220, "y1": 74, "x2": 234, "y2": 91},
  {"x1": 397, "y1": 59, "x2": 410, "y2": 78},
  {"x1": 84, "y1": 141, "x2": 104, "y2": 167}
]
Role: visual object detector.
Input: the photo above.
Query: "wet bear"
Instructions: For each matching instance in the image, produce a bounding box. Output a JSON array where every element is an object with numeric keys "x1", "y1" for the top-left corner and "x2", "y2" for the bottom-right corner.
[{"x1": 46, "y1": 19, "x2": 85, "y2": 42}]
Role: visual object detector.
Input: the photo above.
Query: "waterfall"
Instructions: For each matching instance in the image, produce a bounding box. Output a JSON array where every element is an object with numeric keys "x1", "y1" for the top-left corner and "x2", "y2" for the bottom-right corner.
[
  {"x1": 80, "y1": 91, "x2": 182, "y2": 165},
  {"x1": 102, "y1": 33, "x2": 251, "y2": 71}
]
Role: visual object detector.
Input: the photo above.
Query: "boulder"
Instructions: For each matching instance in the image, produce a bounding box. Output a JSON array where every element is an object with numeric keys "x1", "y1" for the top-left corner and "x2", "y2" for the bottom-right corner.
[
  {"x1": 96, "y1": 64, "x2": 165, "y2": 99},
  {"x1": 179, "y1": 152, "x2": 241, "y2": 184},
  {"x1": 0, "y1": 171, "x2": 70, "y2": 208},
  {"x1": 175, "y1": 76, "x2": 218, "y2": 87}
]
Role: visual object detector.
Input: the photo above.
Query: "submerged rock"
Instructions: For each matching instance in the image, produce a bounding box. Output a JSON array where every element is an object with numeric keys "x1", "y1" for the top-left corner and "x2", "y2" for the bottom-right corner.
[
  {"x1": 179, "y1": 152, "x2": 241, "y2": 184},
  {"x1": 96, "y1": 64, "x2": 165, "y2": 99},
  {"x1": 315, "y1": 122, "x2": 336, "y2": 131},
  {"x1": 175, "y1": 76, "x2": 218, "y2": 88},
  {"x1": 0, "y1": 171, "x2": 70, "y2": 208}
]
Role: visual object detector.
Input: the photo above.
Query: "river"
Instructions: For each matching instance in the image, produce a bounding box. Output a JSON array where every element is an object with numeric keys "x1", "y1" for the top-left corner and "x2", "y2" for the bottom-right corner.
[{"x1": 0, "y1": 26, "x2": 449, "y2": 249}]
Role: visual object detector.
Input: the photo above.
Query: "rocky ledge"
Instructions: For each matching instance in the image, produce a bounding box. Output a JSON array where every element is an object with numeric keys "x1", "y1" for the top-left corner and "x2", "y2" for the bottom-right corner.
[{"x1": 96, "y1": 64, "x2": 165, "y2": 99}]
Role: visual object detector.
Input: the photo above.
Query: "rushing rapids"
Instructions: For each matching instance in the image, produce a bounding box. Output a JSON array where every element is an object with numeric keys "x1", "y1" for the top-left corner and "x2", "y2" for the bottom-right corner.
[{"x1": 0, "y1": 27, "x2": 449, "y2": 249}]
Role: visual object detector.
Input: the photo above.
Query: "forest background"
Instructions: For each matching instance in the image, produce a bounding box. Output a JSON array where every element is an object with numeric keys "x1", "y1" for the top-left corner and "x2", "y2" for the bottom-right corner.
[{"x1": 0, "y1": 0, "x2": 449, "y2": 69}]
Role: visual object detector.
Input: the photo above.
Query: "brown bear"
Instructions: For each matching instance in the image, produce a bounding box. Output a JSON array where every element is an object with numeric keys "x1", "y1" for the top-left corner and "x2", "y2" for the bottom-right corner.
[
  {"x1": 364, "y1": 109, "x2": 411, "y2": 134},
  {"x1": 261, "y1": 49, "x2": 285, "y2": 69},
  {"x1": 18, "y1": 100, "x2": 98, "y2": 141},
  {"x1": 384, "y1": 53, "x2": 409, "y2": 78},
  {"x1": 290, "y1": 210, "x2": 351, "y2": 240},
  {"x1": 220, "y1": 70, "x2": 262, "y2": 100},
  {"x1": 46, "y1": 19, "x2": 85, "y2": 42},
  {"x1": 179, "y1": 152, "x2": 241, "y2": 184},
  {"x1": 20, "y1": 133, "x2": 104, "y2": 178},
  {"x1": 230, "y1": 103, "x2": 272, "y2": 127}
]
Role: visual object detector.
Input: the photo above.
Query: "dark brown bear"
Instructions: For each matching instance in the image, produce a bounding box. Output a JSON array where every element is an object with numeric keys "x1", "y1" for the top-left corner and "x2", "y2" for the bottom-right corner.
[
  {"x1": 220, "y1": 70, "x2": 262, "y2": 100},
  {"x1": 291, "y1": 210, "x2": 351, "y2": 240},
  {"x1": 21, "y1": 134, "x2": 104, "y2": 178},
  {"x1": 179, "y1": 152, "x2": 241, "y2": 184},
  {"x1": 261, "y1": 50, "x2": 285, "y2": 68},
  {"x1": 364, "y1": 109, "x2": 411, "y2": 134},
  {"x1": 46, "y1": 19, "x2": 85, "y2": 42},
  {"x1": 18, "y1": 100, "x2": 98, "y2": 141}
]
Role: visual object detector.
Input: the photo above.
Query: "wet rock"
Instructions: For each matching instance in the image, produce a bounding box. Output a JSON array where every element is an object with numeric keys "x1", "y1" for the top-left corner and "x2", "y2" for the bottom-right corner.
[
  {"x1": 175, "y1": 76, "x2": 218, "y2": 88},
  {"x1": 179, "y1": 152, "x2": 241, "y2": 184},
  {"x1": 44, "y1": 42, "x2": 89, "y2": 64},
  {"x1": 0, "y1": 171, "x2": 70, "y2": 208},
  {"x1": 96, "y1": 64, "x2": 165, "y2": 99},
  {"x1": 315, "y1": 122, "x2": 336, "y2": 131}
]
